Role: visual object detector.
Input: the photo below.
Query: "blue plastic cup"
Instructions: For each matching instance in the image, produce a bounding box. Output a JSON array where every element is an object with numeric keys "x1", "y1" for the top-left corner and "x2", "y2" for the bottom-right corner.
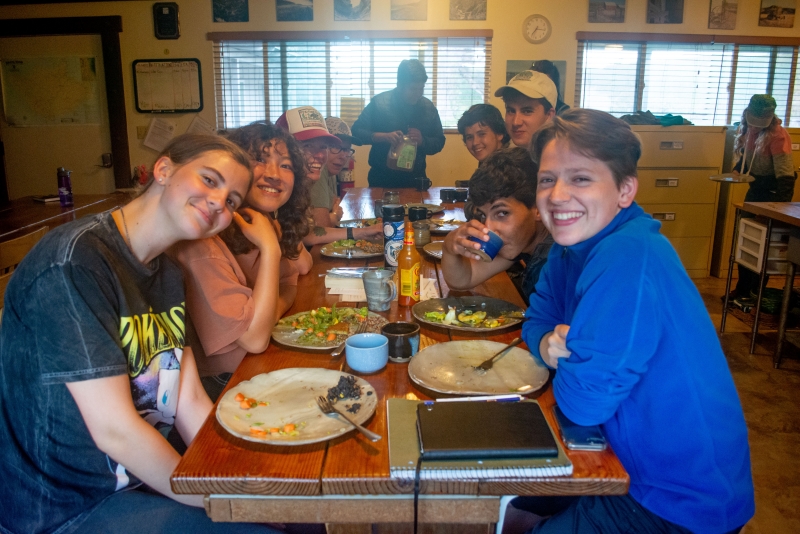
[{"x1": 467, "y1": 230, "x2": 504, "y2": 262}]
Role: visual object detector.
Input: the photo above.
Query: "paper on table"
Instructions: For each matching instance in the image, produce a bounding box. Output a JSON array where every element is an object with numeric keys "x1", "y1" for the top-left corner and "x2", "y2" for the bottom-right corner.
[
  {"x1": 339, "y1": 290, "x2": 367, "y2": 302},
  {"x1": 143, "y1": 118, "x2": 176, "y2": 151},
  {"x1": 420, "y1": 276, "x2": 439, "y2": 301}
]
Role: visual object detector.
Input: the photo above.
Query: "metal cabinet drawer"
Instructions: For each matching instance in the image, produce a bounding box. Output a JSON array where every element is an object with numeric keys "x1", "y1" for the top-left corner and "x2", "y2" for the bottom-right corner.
[
  {"x1": 636, "y1": 130, "x2": 725, "y2": 168},
  {"x1": 638, "y1": 203, "x2": 716, "y2": 238},
  {"x1": 636, "y1": 169, "x2": 719, "y2": 204}
]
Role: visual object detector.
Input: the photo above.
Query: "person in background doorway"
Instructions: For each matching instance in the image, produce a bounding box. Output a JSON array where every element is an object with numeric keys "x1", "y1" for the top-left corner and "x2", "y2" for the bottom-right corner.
[
  {"x1": 456, "y1": 103, "x2": 510, "y2": 163},
  {"x1": 495, "y1": 70, "x2": 558, "y2": 149},
  {"x1": 530, "y1": 60, "x2": 570, "y2": 115},
  {"x1": 729, "y1": 94, "x2": 796, "y2": 303},
  {"x1": 351, "y1": 59, "x2": 446, "y2": 188},
  {"x1": 170, "y1": 122, "x2": 311, "y2": 402}
]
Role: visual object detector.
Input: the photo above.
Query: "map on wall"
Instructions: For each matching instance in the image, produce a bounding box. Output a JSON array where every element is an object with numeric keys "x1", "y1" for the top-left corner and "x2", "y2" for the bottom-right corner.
[{"x1": 0, "y1": 56, "x2": 101, "y2": 126}]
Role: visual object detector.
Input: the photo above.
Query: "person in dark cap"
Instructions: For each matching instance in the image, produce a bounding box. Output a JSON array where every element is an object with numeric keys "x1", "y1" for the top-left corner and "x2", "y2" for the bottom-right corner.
[
  {"x1": 530, "y1": 60, "x2": 570, "y2": 115},
  {"x1": 729, "y1": 94, "x2": 796, "y2": 302},
  {"x1": 351, "y1": 59, "x2": 446, "y2": 188}
]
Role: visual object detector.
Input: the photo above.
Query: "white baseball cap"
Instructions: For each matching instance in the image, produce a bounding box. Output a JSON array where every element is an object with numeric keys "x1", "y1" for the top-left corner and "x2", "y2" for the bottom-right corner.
[
  {"x1": 495, "y1": 70, "x2": 558, "y2": 110},
  {"x1": 277, "y1": 106, "x2": 341, "y2": 144}
]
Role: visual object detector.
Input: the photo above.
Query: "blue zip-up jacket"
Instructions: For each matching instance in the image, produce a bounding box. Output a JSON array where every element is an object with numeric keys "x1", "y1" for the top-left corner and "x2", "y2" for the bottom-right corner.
[{"x1": 523, "y1": 203, "x2": 754, "y2": 533}]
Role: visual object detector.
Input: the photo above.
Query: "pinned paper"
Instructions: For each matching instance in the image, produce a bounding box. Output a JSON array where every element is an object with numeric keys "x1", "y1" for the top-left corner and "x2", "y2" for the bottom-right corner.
[{"x1": 143, "y1": 117, "x2": 176, "y2": 151}]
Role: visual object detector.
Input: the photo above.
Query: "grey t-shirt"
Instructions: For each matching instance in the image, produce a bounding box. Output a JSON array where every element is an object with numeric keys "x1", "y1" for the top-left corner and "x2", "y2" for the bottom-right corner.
[
  {"x1": 0, "y1": 212, "x2": 186, "y2": 533},
  {"x1": 309, "y1": 167, "x2": 338, "y2": 211}
]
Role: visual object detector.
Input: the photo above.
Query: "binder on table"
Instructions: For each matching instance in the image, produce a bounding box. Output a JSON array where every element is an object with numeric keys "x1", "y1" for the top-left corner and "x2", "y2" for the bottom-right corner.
[{"x1": 387, "y1": 399, "x2": 572, "y2": 481}]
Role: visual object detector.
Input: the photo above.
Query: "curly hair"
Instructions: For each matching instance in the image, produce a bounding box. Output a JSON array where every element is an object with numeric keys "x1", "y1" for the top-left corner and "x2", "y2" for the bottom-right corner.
[
  {"x1": 733, "y1": 109, "x2": 782, "y2": 161},
  {"x1": 468, "y1": 147, "x2": 538, "y2": 209},
  {"x1": 219, "y1": 121, "x2": 310, "y2": 260}
]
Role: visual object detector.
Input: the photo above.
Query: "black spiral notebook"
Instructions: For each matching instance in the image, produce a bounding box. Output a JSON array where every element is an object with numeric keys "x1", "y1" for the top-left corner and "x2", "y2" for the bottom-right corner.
[
  {"x1": 387, "y1": 399, "x2": 572, "y2": 480},
  {"x1": 417, "y1": 400, "x2": 559, "y2": 460}
]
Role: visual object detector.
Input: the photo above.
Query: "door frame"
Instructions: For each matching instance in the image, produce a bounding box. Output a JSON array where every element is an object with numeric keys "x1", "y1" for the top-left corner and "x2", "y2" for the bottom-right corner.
[{"x1": 0, "y1": 16, "x2": 130, "y2": 196}]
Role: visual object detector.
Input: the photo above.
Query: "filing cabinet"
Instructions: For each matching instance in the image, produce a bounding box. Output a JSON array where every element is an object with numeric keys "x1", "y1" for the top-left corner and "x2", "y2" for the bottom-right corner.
[{"x1": 633, "y1": 126, "x2": 726, "y2": 278}]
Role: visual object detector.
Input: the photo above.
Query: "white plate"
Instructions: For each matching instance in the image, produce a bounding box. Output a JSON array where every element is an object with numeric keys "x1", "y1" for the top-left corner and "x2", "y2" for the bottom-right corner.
[
  {"x1": 321, "y1": 242, "x2": 383, "y2": 259},
  {"x1": 216, "y1": 368, "x2": 378, "y2": 445},
  {"x1": 423, "y1": 241, "x2": 443, "y2": 259},
  {"x1": 273, "y1": 308, "x2": 387, "y2": 350},
  {"x1": 408, "y1": 340, "x2": 549, "y2": 396}
]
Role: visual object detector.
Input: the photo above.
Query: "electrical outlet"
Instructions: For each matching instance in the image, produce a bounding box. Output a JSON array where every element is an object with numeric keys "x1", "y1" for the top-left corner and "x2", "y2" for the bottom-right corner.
[{"x1": 137, "y1": 126, "x2": 148, "y2": 139}]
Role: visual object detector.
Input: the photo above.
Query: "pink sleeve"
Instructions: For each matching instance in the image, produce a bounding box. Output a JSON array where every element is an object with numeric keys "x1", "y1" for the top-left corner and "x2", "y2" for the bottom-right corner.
[
  {"x1": 173, "y1": 240, "x2": 255, "y2": 357},
  {"x1": 770, "y1": 127, "x2": 792, "y2": 156},
  {"x1": 280, "y1": 257, "x2": 301, "y2": 286}
]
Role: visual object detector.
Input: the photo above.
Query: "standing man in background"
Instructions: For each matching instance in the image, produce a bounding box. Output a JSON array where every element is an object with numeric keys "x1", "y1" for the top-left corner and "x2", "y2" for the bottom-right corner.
[
  {"x1": 496, "y1": 70, "x2": 558, "y2": 149},
  {"x1": 352, "y1": 59, "x2": 446, "y2": 188}
]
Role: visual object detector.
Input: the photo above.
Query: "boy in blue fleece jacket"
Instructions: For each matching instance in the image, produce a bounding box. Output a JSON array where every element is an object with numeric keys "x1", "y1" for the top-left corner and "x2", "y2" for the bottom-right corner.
[{"x1": 517, "y1": 109, "x2": 754, "y2": 533}]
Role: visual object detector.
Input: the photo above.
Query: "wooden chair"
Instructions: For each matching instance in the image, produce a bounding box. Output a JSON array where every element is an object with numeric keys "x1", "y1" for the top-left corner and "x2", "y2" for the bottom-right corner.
[{"x1": 0, "y1": 226, "x2": 48, "y2": 275}]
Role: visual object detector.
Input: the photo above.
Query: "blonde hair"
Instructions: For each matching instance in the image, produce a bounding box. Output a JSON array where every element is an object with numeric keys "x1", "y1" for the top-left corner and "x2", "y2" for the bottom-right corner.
[{"x1": 733, "y1": 111, "x2": 781, "y2": 158}]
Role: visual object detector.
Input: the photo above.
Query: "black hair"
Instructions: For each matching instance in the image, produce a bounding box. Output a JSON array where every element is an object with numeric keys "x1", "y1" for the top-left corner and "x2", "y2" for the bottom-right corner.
[
  {"x1": 397, "y1": 59, "x2": 428, "y2": 85},
  {"x1": 456, "y1": 104, "x2": 511, "y2": 145},
  {"x1": 468, "y1": 147, "x2": 538, "y2": 209}
]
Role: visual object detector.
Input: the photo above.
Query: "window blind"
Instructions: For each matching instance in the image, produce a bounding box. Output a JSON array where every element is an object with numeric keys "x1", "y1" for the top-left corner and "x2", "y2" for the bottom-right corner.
[
  {"x1": 213, "y1": 36, "x2": 491, "y2": 130},
  {"x1": 576, "y1": 40, "x2": 800, "y2": 126}
]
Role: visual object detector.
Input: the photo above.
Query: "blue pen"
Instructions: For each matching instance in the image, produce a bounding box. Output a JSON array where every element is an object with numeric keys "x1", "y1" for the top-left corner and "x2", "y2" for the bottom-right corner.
[{"x1": 423, "y1": 394, "x2": 524, "y2": 405}]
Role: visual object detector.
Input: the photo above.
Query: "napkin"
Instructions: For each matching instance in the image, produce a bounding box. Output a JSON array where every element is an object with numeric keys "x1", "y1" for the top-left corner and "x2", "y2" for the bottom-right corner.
[{"x1": 420, "y1": 276, "x2": 440, "y2": 301}]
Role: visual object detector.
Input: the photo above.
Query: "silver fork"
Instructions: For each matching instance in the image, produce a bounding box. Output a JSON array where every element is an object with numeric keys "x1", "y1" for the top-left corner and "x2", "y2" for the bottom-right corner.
[
  {"x1": 472, "y1": 337, "x2": 523, "y2": 373},
  {"x1": 330, "y1": 314, "x2": 370, "y2": 357},
  {"x1": 316, "y1": 396, "x2": 382, "y2": 441}
]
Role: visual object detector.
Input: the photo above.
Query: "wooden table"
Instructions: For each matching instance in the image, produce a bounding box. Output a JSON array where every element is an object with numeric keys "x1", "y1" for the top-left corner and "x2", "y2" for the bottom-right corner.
[
  {"x1": 0, "y1": 193, "x2": 129, "y2": 242},
  {"x1": 171, "y1": 188, "x2": 629, "y2": 531},
  {"x1": 721, "y1": 202, "x2": 800, "y2": 368}
]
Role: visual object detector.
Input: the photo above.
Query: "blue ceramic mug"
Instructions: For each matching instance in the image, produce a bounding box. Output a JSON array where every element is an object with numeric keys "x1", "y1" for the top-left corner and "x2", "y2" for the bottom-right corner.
[
  {"x1": 345, "y1": 333, "x2": 389, "y2": 373},
  {"x1": 467, "y1": 230, "x2": 504, "y2": 262}
]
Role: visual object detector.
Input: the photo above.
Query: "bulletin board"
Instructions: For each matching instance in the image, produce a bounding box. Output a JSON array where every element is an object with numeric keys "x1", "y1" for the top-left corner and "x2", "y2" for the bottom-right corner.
[{"x1": 132, "y1": 58, "x2": 203, "y2": 113}]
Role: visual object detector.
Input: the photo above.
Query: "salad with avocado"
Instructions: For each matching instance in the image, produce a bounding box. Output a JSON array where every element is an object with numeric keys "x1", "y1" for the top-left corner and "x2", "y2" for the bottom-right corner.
[{"x1": 423, "y1": 306, "x2": 523, "y2": 329}]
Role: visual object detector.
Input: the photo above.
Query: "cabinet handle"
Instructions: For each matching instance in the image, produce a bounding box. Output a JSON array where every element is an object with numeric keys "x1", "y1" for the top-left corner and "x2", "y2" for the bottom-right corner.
[
  {"x1": 659, "y1": 141, "x2": 684, "y2": 150},
  {"x1": 655, "y1": 178, "x2": 679, "y2": 187},
  {"x1": 652, "y1": 212, "x2": 676, "y2": 221}
]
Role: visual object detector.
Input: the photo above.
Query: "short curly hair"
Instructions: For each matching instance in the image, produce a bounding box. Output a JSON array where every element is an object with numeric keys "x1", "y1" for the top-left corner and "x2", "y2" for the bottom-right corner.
[
  {"x1": 219, "y1": 121, "x2": 310, "y2": 259},
  {"x1": 456, "y1": 104, "x2": 510, "y2": 146},
  {"x1": 468, "y1": 147, "x2": 538, "y2": 209}
]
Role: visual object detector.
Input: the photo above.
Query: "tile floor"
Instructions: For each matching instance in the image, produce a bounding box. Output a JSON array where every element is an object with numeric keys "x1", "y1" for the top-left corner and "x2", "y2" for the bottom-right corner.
[{"x1": 696, "y1": 277, "x2": 800, "y2": 534}]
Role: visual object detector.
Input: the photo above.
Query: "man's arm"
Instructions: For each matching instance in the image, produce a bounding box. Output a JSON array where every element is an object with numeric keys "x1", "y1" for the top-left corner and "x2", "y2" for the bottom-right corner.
[
  {"x1": 418, "y1": 102, "x2": 446, "y2": 156},
  {"x1": 351, "y1": 100, "x2": 377, "y2": 145},
  {"x1": 441, "y1": 220, "x2": 513, "y2": 289}
]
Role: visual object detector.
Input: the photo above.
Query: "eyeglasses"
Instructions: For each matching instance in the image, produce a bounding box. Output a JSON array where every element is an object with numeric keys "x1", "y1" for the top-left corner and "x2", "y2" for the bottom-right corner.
[{"x1": 329, "y1": 147, "x2": 355, "y2": 156}]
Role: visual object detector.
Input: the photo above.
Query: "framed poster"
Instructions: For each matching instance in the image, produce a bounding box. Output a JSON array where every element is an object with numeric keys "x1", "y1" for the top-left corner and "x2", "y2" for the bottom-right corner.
[
  {"x1": 335, "y1": 0, "x2": 370, "y2": 21},
  {"x1": 278, "y1": 0, "x2": 313, "y2": 21},
  {"x1": 759, "y1": 0, "x2": 795, "y2": 28},
  {"x1": 132, "y1": 59, "x2": 202, "y2": 113},
  {"x1": 647, "y1": 0, "x2": 684, "y2": 24},
  {"x1": 589, "y1": 0, "x2": 626, "y2": 23},
  {"x1": 450, "y1": 0, "x2": 486, "y2": 20},
  {"x1": 392, "y1": 0, "x2": 427, "y2": 21}
]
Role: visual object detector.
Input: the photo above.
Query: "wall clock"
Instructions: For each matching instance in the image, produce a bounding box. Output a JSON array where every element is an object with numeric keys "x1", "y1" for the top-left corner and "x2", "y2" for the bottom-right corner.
[{"x1": 523, "y1": 14, "x2": 552, "y2": 45}]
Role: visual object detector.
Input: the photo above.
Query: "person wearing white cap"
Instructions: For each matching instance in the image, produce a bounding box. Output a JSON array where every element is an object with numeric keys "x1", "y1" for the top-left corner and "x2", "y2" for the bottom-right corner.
[
  {"x1": 303, "y1": 114, "x2": 383, "y2": 246},
  {"x1": 729, "y1": 94, "x2": 796, "y2": 302},
  {"x1": 351, "y1": 59, "x2": 446, "y2": 188},
  {"x1": 495, "y1": 70, "x2": 558, "y2": 149}
]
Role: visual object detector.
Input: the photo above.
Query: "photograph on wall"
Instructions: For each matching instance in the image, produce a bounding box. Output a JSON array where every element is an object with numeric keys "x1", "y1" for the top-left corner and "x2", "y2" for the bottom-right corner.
[
  {"x1": 450, "y1": 0, "x2": 487, "y2": 20},
  {"x1": 589, "y1": 0, "x2": 626, "y2": 23},
  {"x1": 277, "y1": 0, "x2": 313, "y2": 22},
  {"x1": 647, "y1": 0, "x2": 683, "y2": 23},
  {"x1": 391, "y1": 0, "x2": 427, "y2": 21},
  {"x1": 708, "y1": 0, "x2": 737, "y2": 29},
  {"x1": 506, "y1": 60, "x2": 567, "y2": 99},
  {"x1": 759, "y1": 0, "x2": 795, "y2": 27},
  {"x1": 335, "y1": 0, "x2": 370, "y2": 21},
  {"x1": 213, "y1": 0, "x2": 249, "y2": 22}
]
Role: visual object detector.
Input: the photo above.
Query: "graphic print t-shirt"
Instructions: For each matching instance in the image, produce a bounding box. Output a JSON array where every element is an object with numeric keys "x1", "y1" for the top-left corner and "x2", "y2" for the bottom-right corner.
[{"x1": 0, "y1": 213, "x2": 186, "y2": 534}]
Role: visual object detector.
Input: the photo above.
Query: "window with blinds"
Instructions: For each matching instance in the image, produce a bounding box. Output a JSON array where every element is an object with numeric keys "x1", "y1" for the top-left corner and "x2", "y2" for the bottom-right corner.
[
  {"x1": 576, "y1": 40, "x2": 800, "y2": 126},
  {"x1": 213, "y1": 36, "x2": 491, "y2": 130}
]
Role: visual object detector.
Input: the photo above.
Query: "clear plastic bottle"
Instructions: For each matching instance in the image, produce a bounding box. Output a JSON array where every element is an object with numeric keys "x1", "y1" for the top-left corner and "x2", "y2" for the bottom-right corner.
[
  {"x1": 386, "y1": 135, "x2": 417, "y2": 172},
  {"x1": 57, "y1": 167, "x2": 73, "y2": 207}
]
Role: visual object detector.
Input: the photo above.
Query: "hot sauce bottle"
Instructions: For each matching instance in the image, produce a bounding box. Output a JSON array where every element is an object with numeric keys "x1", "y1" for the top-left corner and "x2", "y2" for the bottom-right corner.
[{"x1": 398, "y1": 221, "x2": 421, "y2": 307}]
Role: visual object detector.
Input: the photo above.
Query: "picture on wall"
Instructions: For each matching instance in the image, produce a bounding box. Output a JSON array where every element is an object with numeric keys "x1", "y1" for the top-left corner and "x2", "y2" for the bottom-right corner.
[
  {"x1": 647, "y1": 0, "x2": 683, "y2": 23},
  {"x1": 277, "y1": 0, "x2": 313, "y2": 22},
  {"x1": 213, "y1": 0, "x2": 249, "y2": 22},
  {"x1": 589, "y1": 0, "x2": 626, "y2": 23},
  {"x1": 759, "y1": 0, "x2": 795, "y2": 28},
  {"x1": 391, "y1": 0, "x2": 427, "y2": 21},
  {"x1": 450, "y1": 0, "x2": 487, "y2": 20},
  {"x1": 708, "y1": 0, "x2": 737, "y2": 29},
  {"x1": 335, "y1": 0, "x2": 371, "y2": 21}
]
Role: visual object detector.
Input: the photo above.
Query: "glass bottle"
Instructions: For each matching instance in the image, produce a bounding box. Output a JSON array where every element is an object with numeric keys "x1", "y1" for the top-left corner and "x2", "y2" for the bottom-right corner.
[
  {"x1": 398, "y1": 221, "x2": 421, "y2": 307},
  {"x1": 57, "y1": 167, "x2": 73, "y2": 207}
]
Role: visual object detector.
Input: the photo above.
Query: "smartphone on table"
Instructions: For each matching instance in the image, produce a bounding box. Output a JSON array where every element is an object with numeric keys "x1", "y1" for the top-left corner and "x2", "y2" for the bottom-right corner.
[{"x1": 553, "y1": 405, "x2": 607, "y2": 451}]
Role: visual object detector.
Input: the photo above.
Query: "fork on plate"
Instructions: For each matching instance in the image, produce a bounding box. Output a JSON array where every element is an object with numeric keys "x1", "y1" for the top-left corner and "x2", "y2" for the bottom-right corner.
[
  {"x1": 330, "y1": 314, "x2": 370, "y2": 357},
  {"x1": 315, "y1": 395, "x2": 381, "y2": 441}
]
